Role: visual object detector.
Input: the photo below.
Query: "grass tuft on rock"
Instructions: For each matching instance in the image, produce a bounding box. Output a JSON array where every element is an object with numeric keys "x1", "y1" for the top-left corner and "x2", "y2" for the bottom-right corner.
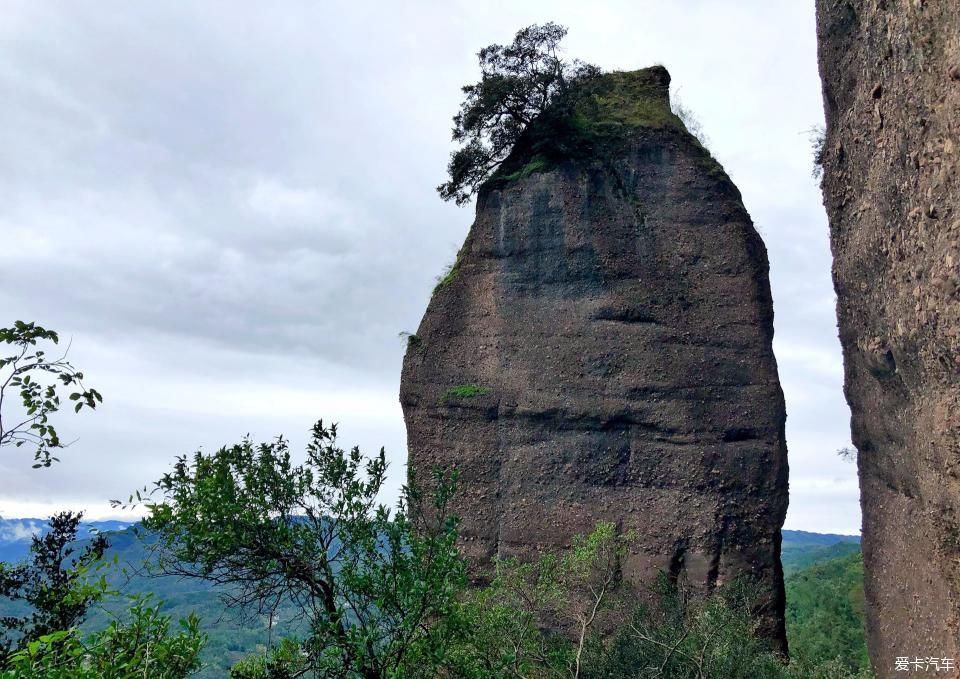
[
  {"x1": 445, "y1": 384, "x2": 490, "y2": 399},
  {"x1": 433, "y1": 247, "x2": 466, "y2": 294}
]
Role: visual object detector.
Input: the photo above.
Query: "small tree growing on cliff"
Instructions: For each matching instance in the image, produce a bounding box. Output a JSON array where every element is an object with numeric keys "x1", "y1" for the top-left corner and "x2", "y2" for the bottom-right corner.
[{"x1": 437, "y1": 22, "x2": 600, "y2": 205}]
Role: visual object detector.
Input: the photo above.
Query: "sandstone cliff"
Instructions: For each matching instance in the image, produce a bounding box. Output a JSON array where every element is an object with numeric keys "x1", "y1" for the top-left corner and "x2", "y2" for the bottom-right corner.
[
  {"x1": 401, "y1": 66, "x2": 789, "y2": 651},
  {"x1": 816, "y1": 3, "x2": 960, "y2": 674}
]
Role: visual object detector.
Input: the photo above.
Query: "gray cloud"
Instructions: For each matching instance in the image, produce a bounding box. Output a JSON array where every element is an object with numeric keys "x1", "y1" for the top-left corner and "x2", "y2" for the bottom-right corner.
[{"x1": 0, "y1": 1, "x2": 859, "y2": 534}]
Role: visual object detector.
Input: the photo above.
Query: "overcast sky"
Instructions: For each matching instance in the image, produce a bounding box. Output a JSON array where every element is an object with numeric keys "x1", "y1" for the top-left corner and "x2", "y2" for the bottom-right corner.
[{"x1": 0, "y1": 1, "x2": 860, "y2": 534}]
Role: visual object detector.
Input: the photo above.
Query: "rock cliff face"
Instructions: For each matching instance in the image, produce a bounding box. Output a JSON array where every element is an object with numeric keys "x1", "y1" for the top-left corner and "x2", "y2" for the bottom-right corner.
[
  {"x1": 816, "y1": 3, "x2": 960, "y2": 673},
  {"x1": 401, "y1": 67, "x2": 789, "y2": 652}
]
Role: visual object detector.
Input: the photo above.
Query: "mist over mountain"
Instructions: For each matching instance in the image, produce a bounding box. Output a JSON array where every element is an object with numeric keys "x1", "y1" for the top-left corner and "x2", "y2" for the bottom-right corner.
[{"x1": 0, "y1": 517, "x2": 132, "y2": 562}]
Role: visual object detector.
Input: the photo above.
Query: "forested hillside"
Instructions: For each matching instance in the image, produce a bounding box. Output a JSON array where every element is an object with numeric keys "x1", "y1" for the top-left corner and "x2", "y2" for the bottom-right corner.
[
  {"x1": 0, "y1": 523, "x2": 870, "y2": 677},
  {"x1": 781, "y1": 529, "x2": 861, "y2": 575},
  {"x1": 786, "y1": 551, "x2": 869, "y2": 673}
]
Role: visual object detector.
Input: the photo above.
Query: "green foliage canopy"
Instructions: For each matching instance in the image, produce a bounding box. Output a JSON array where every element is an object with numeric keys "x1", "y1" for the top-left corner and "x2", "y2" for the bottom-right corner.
[
  {"x1": 0, "y1": 513, "x2": 204, "y2": 678},
  {"x1": 1, "y1": 597, "x2": 204, "y2": 679},
  {"x1": 785, "y1": 551, "x2": 869, "y2": 674},
  {"x1": 0, "y1": 511, "x2": 109, "y2": 662},
  {"x1": 435, "y1": 521, "x2": 629, "y2": 679},
  {"x1": 437, "y1": 23, "x2": 600, "y2": 205},
  {"x1": 139, "y1": 420, "x2": 465, "y2": 679}
]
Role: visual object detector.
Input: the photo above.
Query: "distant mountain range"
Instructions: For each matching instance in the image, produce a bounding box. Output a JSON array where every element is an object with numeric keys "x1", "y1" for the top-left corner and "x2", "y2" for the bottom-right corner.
[
  {"x1": 0, "y1": 517, "x2": 860, "y2": 567},
  {"x1": 0, "y1": 517, "x2": 133, "y2": 562},
  {"x1": 780, "y1": 529, "x2": 861, "y2": 576},
  {"x1": 0, "y1": 519, "x2": 863, "y2": 676},
  {"x1": 781, "y1": 529, "x2": 861, "y2": 547}
]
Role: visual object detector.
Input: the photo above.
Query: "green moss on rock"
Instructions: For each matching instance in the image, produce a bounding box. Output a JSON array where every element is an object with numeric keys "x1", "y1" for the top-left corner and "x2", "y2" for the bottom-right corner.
[
  {"x1": 499, "y1": 155, "x2": 551, "y2": 182},
  {"x1": 486, "y1": 66, "x2": 692, "y2": 193},
  {"x1": 445, "y1": 384, "x2": 490, "y2": 399},
  {"x1": 573, "y1": 68, "x2": 683, "y2": 132}
]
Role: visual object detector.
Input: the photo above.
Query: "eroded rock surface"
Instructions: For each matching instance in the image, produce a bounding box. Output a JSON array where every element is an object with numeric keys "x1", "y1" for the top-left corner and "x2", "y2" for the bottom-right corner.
[
  {"x1": 816, "y1": 3, "x2": 960, "y2": 674},
  {"x1": 401, "y1": 67, "x2": 789, "y2": 652}
]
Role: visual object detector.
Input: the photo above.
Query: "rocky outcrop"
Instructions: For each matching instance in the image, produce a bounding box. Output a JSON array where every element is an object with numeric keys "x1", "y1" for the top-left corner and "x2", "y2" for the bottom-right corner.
[
  {"x1": 401, "y1": 67, "x2": 789, "y2": 652},
  {"x1": 816, "y1": 3, "x2": 960, "y2": 674}
]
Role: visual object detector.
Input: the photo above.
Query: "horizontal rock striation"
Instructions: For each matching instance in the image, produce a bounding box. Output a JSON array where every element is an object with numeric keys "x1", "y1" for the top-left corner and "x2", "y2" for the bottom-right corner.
[{"x1": 401, "y1": 66, "x2": 789, "y2": 652}]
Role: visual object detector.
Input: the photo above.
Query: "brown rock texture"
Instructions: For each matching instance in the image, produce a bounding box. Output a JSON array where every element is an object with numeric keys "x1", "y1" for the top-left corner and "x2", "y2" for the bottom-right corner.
[
  {"x1": 816, "y1": 2, "x2": 960, "y2": 674},
  {"x1": 401, "y1": 67, "x2": 789, "y2": 652}
]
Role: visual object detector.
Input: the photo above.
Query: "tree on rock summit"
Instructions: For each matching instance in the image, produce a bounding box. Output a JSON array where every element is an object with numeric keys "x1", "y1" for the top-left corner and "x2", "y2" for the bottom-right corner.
[{"x1": 437, "y1": 22, "x2": 600, "y2": 205}]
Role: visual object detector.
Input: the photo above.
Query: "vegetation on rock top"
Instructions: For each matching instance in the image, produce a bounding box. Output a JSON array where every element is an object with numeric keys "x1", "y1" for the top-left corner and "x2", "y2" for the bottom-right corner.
[
  {"x1": 437, "y1": 23, "x2": 714, "y2": 207},
  {"x1": 436, "y1": 22, "x2": 600, "y2": 205}
]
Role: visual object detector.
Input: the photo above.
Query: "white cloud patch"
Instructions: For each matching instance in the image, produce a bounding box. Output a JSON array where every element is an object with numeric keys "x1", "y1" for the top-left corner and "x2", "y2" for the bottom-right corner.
[
  {"x1": 0, "y1": 519, "x2": 46, "y2": 542},
  {"x1": 245, "y1": 178, "x2": 342, "y2": 223},
  {"x1": 0, "y1": 1, "x2": 857, "y2": 533}
]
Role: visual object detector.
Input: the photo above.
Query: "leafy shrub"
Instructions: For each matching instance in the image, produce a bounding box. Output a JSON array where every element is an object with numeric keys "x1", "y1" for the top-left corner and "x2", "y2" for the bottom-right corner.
[
  {"x1": 0, "y1": 320, "x2": 102, "y2": 467},
  {"x1": 584, "y1": 573, "x2": 872, "y2": 679},
  {"x1": 0, "y1": 512, "x2": 110, "y2": 662},
  {"x1": 0, "y1": 597, "x2": 204, "y2": 679},
  {"x1": 433, "y1": 246, "x2": 466, "y2": 294},
  {"x1": 139, "y1": 421, "x2": 465, "y2": 679},
  {"x1": 429, "y1": 522, "x2": 630, "y2": 679}
]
